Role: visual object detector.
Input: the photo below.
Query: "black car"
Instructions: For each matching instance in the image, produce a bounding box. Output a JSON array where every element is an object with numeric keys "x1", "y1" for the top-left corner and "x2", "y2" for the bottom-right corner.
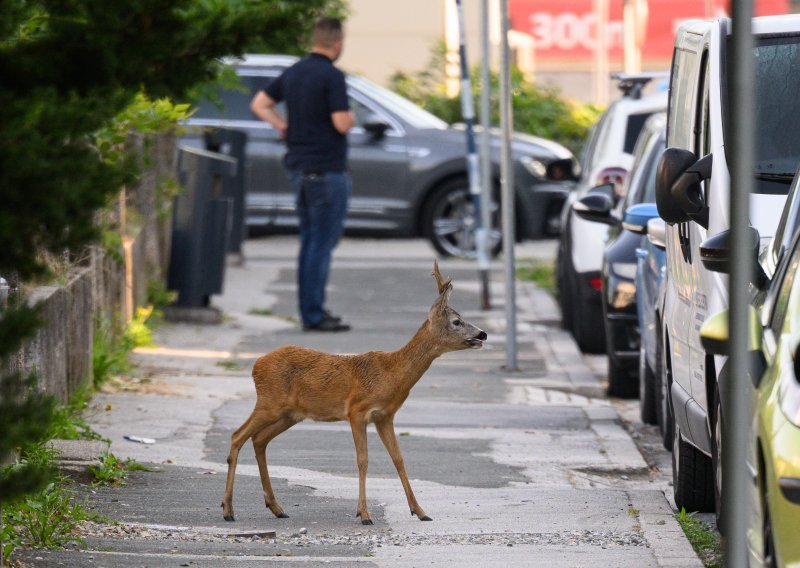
[
  {"x1": 573, "y1": 113, "x2": 665, "y2": 397},
  {"x1": 181, "y1": 55, "x2": 577, "y2": 257}
]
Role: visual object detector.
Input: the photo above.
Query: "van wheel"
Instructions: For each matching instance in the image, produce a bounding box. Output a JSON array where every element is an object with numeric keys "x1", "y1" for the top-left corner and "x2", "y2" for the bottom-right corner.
[
  {"x1": 639, "y1": 347, "x2": 658, "y2": 424},
  {"x1": 672, "y1": 420, "x2": 715, "y2": 513},
  {"x1": 422, "y1": 178, "x2": 502, "y2": 258},
  {"x1": 711, "y1": 383, "x2": 724, "y2": 529}
]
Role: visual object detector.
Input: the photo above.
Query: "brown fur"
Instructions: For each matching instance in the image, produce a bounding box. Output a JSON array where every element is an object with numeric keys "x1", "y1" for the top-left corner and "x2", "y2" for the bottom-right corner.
[{"x1": 221, "y1": 261, "x2": 486, "y2": 524}]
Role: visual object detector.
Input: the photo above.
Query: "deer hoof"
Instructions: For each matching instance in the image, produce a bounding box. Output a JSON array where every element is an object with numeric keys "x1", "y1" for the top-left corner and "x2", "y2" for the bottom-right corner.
[
  {"x1": 276, "y1": 512, "x2": 290, "y2": 519},
  {"x1": 361, "y1": 518, "x2": 374, "y2": 525},
  {"x1": 419, "y1": 515, "x2": 433, "y2": 521},
  {"x1": 223, "y1": 514, "x2": 235, "y2": 522}
]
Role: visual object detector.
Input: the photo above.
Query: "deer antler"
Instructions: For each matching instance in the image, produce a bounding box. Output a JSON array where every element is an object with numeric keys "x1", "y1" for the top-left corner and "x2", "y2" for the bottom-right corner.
[{"x1": 432, "y1": 259, "x2": 452, "y2": 295}]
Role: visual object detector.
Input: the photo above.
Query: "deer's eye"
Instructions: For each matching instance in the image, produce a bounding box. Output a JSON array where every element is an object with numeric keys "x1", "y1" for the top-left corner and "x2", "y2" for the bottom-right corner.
[{"x1": 453, "y1": 319, "x2": 462, "y2": 327}]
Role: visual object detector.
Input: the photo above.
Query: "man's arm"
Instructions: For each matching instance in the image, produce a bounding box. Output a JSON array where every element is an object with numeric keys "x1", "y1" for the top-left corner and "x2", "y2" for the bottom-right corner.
[
  {"x1": 331, "y1": 110, "x2": 355, "y2": 134},
  {"x1": 251, "y1": 91, "x2": 288, "y2": 138}
]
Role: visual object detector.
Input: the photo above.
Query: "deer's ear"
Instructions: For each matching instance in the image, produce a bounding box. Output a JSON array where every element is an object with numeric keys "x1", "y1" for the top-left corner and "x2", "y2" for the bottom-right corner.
[{"x1": 429, "y1": 281, "x2": 453, "y2": 316}]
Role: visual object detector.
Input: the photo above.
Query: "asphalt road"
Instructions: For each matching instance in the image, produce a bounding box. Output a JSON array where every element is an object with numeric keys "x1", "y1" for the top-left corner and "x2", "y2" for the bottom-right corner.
[{"x1": 16, "y1": 237, "x2": 702, "y2": 567}]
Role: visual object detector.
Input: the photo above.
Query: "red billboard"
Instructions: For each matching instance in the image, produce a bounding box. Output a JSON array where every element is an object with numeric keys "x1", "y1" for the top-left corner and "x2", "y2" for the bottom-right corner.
[{"x1": 509, "y1": 0, "x2": 789, "y2": 66}]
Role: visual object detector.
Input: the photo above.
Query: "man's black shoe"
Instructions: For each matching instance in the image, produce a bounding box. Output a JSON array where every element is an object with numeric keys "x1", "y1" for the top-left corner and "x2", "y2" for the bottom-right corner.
[
  {"x1": 303, "y1": 315, "x2": 351, "y2": 332},
  {"x1": 323, "y1": 309, "x2": 342, "y2": 323}
]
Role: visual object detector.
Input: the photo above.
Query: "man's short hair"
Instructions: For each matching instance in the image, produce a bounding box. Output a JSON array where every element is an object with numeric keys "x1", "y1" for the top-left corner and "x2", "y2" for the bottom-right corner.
[{"x1": 312, "y1": 17, "x2": 343, "y2": 48}]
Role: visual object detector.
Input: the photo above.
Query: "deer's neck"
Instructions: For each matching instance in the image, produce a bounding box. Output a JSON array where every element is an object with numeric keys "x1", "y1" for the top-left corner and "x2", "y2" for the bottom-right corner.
[{"x1": 387, "y1": 322, "x2": 445, "y2": 393}]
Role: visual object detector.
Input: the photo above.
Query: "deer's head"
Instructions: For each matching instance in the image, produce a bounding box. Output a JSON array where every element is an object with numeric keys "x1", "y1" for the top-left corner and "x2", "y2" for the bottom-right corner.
[{"x1": 428, "y1": 260, "x2": 487, "y2": 350}]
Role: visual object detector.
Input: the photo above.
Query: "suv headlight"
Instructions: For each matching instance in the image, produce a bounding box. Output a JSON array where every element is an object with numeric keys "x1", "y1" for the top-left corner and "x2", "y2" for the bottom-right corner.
[{"x1": 519, "y1": 156, "x2": 547, "y2": 179}]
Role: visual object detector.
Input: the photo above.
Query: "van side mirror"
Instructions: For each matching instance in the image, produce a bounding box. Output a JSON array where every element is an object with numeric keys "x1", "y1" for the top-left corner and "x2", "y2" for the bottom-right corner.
[
  {"x1": 622, "y1": 203, "x2": 659, "y2": 234},
  {"x1": 573, "y1": 190, "x2": 620, "y2": 226},
  {"x1": 655, "y1": 148, "x2": 712, "y2": 228},
  {"x1": 699, "y1": 227, "x2": 767, "y2": 288}
]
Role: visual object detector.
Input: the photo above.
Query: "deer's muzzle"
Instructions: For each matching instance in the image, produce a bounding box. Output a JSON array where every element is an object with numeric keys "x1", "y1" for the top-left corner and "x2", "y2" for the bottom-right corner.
[{"x1": 465, "y1": 329, "x2": 487, "y2": 348}]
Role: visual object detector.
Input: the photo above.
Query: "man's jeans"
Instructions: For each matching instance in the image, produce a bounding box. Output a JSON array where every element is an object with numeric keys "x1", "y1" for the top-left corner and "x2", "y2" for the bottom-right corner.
[{"x1": 289, "y1": 170, "x2": 351, "y2": 327}]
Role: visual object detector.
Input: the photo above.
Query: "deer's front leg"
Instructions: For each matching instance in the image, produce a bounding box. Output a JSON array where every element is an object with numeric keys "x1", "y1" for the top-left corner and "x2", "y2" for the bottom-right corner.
[
  {"x1": 375, "y1": 417, "x2": 432, "y2": 521},
  {"x1": 349, "y1": 416, "x2": 373, "y2": 525}
]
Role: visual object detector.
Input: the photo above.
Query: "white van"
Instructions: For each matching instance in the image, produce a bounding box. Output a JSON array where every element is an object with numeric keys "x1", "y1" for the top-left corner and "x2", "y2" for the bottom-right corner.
[{"x1": 656, "y1": 16, "x2": 800, "y2": 515}]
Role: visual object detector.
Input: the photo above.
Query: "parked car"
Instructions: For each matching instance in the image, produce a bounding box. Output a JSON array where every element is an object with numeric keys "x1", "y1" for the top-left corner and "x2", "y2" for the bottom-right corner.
[
  {"x1": 572, "y1": 113, "x2": 666, "y2": 398},
  {"x1": 698, "y1": 171, "x2": 800, "y2": 564},
  {"x1": 181, "y1": 54, "x2": 577, "y2": 258},
  {"x1": 556, "y1": 73, "x2": 667, "y2": 353},
  {"x1": 656, "y1": 15, "x2": 800, "y2": 514}
]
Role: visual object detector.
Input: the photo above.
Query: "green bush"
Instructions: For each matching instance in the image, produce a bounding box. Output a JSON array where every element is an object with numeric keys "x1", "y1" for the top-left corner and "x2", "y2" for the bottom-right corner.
[{"x1": 390, "y1": 43, "x2": 602, "y2": 155}]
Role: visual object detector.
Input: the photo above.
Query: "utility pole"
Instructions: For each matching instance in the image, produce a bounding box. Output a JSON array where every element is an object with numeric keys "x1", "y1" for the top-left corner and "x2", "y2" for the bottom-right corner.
[
  {"x1": 724, "y1": 1, "x2": 754, "y2": 565},
  {"x1": 454, "y1": 0, "x2": 491, "y2": 308},
  {"x1": 499, "y1": 0, "x2": 517, "y2": 370},
  {"x1": 479, "y1": 0, "x2": 493, "y2": 310}
]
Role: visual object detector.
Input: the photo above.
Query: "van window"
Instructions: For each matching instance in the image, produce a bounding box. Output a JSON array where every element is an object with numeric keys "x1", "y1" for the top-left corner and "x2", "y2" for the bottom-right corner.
[
  {"x1": 725, "y1": 34, "x2": 800, "y2": 194},
  {"x1": 667, "y1": 45, "x2": 702, "y2": 149}
]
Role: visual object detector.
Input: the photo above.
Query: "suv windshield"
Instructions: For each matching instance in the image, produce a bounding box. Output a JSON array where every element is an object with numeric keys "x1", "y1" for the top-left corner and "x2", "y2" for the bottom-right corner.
[
  {"x1": 727, "y1": 33, "x2": 800, "y2": 193},
  {"x1": 347, "y1": 75, "x2": 448, "y2": 130}
]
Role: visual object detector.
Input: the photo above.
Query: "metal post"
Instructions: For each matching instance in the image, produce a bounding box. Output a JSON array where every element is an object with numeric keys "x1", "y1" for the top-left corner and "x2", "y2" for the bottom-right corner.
[
  {"x1": 724, "y1": 2, "x2": 753, "y2": 566},
  {"x1": 499, "y1": 0, "x2": 517, "y2": 370},
  {"x1": 479, "y1": 0, "x2": 493, "y2": 310},
  {"x1": 454, "y1": 0, "x2": 491, "y2": 308}
]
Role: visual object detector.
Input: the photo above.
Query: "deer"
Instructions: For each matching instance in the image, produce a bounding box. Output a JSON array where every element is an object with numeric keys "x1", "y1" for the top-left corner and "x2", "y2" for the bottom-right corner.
[{"x1": 221, "y1": 260, "x2": 487, "y2": 525}]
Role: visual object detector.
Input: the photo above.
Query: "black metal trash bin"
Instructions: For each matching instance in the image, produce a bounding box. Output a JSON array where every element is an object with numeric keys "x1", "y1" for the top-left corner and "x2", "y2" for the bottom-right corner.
[
  {"x1": 167, "y1": 146, "x2": 237, "y2": 309},
  {"x1": 203, "y1": 128, "x2": 247, "y2": 255}
]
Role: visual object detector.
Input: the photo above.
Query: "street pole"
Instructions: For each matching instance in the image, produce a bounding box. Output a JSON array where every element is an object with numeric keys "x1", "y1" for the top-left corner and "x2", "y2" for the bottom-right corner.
[
  {"x1": 499, "y1": 0, "x2": 518, "y2": 370},
  {"x1": 724, "y1": 1, "x2": 753, "y2": 566},
  {"x1": 479, "y1": 0, "x2": 493, "y2": 310},
  {"x1": 454, "y1": 0, "x2": 490, "y2": 309}
]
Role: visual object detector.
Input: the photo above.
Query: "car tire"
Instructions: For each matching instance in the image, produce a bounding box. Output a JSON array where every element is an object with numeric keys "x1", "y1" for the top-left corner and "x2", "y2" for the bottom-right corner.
[
  {"x1": 711, "y1": 381, "x2": 724, "y2": 530},
  {"x1": 639, "y1": 347, "x2": 658, "y2": 424},
  {"x1": 763, "y1": 500, "x2": 777, "y2": 568},
  {"x1": 605, "y1": 316, "x2": 638, "y2": 398},
  {"x1": 572, "y1": 288, "x2": 606, "y2": 354},
  {"x1": 422, "y1": 178, "x2": 502, "y2": 258},
  {"x1": 658, "y1": 329, "x2": 674, "y2": 451},
  {"x1": 672, "y1": 418, "x2": 715, "y2": 513}
]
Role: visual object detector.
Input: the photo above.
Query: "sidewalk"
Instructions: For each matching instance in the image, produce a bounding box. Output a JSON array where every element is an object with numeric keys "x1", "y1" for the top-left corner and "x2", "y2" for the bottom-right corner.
[{"x1": 20, "y1": 237, "x2": 701, "y2": 567}]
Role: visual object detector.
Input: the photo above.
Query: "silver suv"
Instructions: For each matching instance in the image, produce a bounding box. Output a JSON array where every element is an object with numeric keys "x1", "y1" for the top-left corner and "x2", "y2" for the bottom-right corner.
[{"x1": 181, "y1": 54, "x2": 577, "y2": 257}]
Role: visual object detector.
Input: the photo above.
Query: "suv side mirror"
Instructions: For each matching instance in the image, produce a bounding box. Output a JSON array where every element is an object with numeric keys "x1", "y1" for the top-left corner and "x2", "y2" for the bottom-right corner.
[
  {"x1": 573, "y1": 190, "x2": 619, "y2": 226},
  {"x1": 699, "y1": 227, "x2": 767, "y2": 288},
  {"x1": 656, "y1": 148, "x2": 712, "y2": 228},
  {"x1": 622, "y1": 203, "x2": 659, "y2": 234},
  {"x1": 363, "y1": 113, "x2": 390, "y2": 140}
]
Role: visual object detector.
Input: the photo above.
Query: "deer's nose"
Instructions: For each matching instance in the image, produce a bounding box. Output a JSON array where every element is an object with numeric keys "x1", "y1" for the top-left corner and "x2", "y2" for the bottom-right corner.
[{"x1": 475, "y1": 330, "x2": 487, "y2": 340}]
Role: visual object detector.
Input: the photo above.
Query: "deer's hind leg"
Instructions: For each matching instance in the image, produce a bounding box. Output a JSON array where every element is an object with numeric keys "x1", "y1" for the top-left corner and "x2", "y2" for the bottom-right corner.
[
  {"x1": 221, "y1": 409, "x2": 280, "y2": 521},
  {"x1": 349, "y1": 415, "x2": 373, "y2": 525},
  {"x1": 252, "y1": 416, "x2": 298, "y2": 518},
  {"x1": 375, "y1": 417, "x2": 431, "y2": 521}
]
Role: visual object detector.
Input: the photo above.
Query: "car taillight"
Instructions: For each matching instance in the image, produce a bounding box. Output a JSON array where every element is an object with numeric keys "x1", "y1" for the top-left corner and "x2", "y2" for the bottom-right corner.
[
  {"x1": 588, "y1": 276, "x2": 603, "y2": 291},
  {"x1": 595, "y1": 167, "x2": 628, "y2": 198}
]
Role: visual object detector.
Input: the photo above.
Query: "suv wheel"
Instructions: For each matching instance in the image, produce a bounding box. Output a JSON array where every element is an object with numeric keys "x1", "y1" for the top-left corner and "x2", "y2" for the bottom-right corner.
[
  {"x1": 657, "y1": 330, "x2": 674, "y2": 450},
  {"x1": 672, "y1": 419, "x2": 715, "y2": 513},
  {"x1": 572, "y1": 291, "x2": 605, "y2": 353},
  {"x1": 605, "y1": 316, "x2": 638, "y2": 398},
  {"x1": 423, "y1": 178, "x2": 502, "y2": 258},
  {"x1": 557, "y1": 252, "x2": 575, "y2": 331}
]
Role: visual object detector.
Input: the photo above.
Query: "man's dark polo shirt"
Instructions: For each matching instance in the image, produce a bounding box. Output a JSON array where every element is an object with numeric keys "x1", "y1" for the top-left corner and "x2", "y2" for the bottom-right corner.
[{"x1": 265, "y1": 53, "x2": 350, "y2": 173}]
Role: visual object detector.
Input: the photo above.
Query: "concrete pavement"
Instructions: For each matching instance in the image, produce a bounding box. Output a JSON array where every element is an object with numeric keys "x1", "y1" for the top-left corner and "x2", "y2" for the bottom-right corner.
[{"x1": 19, "y1": 236, "x2": 701, "y2": 567}]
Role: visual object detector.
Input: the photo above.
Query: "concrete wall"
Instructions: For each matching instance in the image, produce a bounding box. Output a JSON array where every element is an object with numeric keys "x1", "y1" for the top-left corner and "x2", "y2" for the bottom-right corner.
[{"x1": 17, "y1": 133, "x2": 175, "y2": 405}]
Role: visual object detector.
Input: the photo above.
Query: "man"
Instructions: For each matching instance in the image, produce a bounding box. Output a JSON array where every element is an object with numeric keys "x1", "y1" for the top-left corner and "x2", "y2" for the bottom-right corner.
[{"x1": 251, "y1": 17, "x2": 355, "y2": 332}]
